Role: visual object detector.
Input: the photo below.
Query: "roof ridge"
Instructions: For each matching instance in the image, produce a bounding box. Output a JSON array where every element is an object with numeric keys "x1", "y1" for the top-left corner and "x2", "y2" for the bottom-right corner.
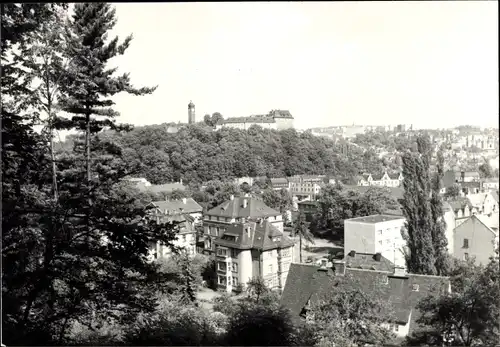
[{"x1": 472, "y1": 214, "x2": 498, "y2": 236}]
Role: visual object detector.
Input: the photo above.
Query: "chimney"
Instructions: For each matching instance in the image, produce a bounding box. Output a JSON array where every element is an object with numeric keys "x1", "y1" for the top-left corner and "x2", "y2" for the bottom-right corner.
[
  {"x1": 182, "y1": 198, "x2": 187, "y2": 205},
  {"x1": 348, "y1": 250, "x2": 356, "y2": 257},
  {"x1": 333, "y1": 260, "x2": 346, "y2": 276},
  {"x1": 243, "y1": 198, "x2": 248, "y2": 208},
  {"x1": 374, "y1": 252, "x2": 382, "y2": 261},
  {"x1": 393, "y1": 265, "x2": 406, "y2": 277},
  {"x1": 230, "y1": 195, "x2": 234, "y2": 201}
]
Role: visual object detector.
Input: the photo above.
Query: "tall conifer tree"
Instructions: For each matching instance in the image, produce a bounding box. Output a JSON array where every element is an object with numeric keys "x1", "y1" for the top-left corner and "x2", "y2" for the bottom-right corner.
[
  {"x1": 57, "y1": 3, "x2": 156, "y2": 181},
  {"x1": 401, "y1": 135, "x2": 439, "y2": 275}
]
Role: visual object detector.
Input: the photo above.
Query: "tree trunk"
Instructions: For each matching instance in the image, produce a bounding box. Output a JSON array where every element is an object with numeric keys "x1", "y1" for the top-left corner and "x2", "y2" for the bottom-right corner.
[
  {"x1": 85, "y1": 110, "x2": 91, "y2": 182},
  {"x1": 45, "y1": 61, "x2": 58, "y2": 202},
  {"x1": 299, "y1": 234, "x2": 302, "y2": 263}
]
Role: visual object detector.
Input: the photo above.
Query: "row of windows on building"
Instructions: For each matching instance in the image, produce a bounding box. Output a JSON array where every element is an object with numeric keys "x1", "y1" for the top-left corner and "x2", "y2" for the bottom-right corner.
[
  {"x1": 205, "y1": 215, "x2": 280, "y2": 222},
  {"x1": 218, "y1": 261, "x2": 238, "y2": 272}
]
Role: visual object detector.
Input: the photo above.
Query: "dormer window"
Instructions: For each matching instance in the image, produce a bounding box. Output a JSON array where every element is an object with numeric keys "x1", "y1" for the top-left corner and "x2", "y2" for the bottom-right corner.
[{"x1": 412, "y1": 284, "x2": 419, "y2": 292}]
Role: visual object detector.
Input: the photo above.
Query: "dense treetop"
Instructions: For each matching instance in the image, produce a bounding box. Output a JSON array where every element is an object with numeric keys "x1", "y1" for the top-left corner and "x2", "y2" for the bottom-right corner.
[{"x1": 64, "y1": 123, "x2": 401, "y2": 186}]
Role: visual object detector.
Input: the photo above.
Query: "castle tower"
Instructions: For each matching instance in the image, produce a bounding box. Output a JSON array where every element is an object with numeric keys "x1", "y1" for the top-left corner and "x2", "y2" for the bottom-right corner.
[{"x1": 188, "y1": 100, "x2": 195, "y2": 124}]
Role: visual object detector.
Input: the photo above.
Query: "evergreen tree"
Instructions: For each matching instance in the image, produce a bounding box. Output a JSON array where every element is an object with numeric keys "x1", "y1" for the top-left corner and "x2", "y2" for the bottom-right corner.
[
  {"x1": 430, "y1": 147, "x2": 450, "y2": 275},
  {"x1": 401, "y1": 135, "x2": 450, "y2": 275},
  {"x1": 179, "y1": 252, "x2": 198, "y2": 306},
  {"x1": 292, "y1": 211, "x2": 315, "y2": 263},
  {"x1": 401, "y1": 136, "x2": 434, "y2": 274},
  {"x1": 56, "y1": 3, "x2": 156, "y2": 181}
]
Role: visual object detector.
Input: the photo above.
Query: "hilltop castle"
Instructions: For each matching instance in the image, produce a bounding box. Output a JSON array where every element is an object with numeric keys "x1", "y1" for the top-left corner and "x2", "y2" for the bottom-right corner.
[{"x1": 215, "y1": 109, "x2": 294, "y2": 130}]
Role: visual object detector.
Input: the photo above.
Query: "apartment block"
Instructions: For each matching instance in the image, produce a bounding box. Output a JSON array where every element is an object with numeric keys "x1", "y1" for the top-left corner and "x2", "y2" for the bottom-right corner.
[
  {"x1": 214, "y1": 220, "x2": 295, "y2": 292},
  {"x1": 202, "y1": 195, "x2": 283, "y2": 255},
  {"x1": 344, "y1": 214, "x2": 407, "y2": 268}
]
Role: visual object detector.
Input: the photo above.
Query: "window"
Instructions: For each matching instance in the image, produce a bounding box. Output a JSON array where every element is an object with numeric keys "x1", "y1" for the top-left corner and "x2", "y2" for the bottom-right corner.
[
  {"x1": 412, "y1": 284, "x2": 419, "y2": 292},
  {"x1": 464, "y1": 253, "x2": 469, "y2": 261},
  {"x1": 394, "y1": 324, "x2": 399, "y2": 332},
  {"x1": 218, "y1": 275, "x2": 226, "y2": 285},
  {"x1": 217, "y1": 248, "x2": 227, "y2": 256},
  {"x1": 232, "y1": 277, "x2": 238, "y2": 286},
  {"x1": 182, "y1": 234, "x2": 187, "y2": 242},
  {"x1": 218, "y1": 262, "x2": 227, "y2": 271},
  {"x1": 231, "y1": 249, "x2": 238, "y2": 258},
  {"x1": 231, "y1": 263, "x2": 238, "y2": 272},
  {"x1": 216, "y1": 227, "x2": 220, "y2": 236},
  {"x1": 280, "y1": 248, "x2": 291, "y2": 257},
  {"x1": 268, "y1": 264, "x2": 273, "y2": 274},
  {"x1": 463, "y1": 238, "x2": 469, "y2": 249},
  {"x1": 379, "y1": 240, "x2": 383, "y2": 246}
]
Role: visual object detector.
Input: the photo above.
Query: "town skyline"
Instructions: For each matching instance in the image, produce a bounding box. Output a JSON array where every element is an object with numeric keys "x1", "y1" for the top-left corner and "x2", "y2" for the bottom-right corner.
[{"x1": 103, "y1": 2, "x2": 498, "y2": 129}]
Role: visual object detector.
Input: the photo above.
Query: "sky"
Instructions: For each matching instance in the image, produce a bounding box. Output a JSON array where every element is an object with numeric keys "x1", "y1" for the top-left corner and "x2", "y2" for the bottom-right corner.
[{"x1": 105, "y1": 1, "x2": 498, "y2": 130}]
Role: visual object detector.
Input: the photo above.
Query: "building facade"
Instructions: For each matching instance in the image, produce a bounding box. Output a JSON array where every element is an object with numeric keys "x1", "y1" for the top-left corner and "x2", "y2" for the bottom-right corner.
[
  {"x1": 453, "y1": 215, "x2": 499, "y2": 265},
  {"x1": 357, "y1": 172, "x2": 403, "y2": 187},
  {"x1": 344, "y1": 215, "x2": 407, "y2": 268},
  {"x1": 214, "y1": 220, "x2": 295, "y2": 292},
  {"x1": 202, "y1": 195, "x2": 283, "y2": 255},
  {"x1": 216, "y1": 109, "x2": 294, "y2": 130},
  {"x1": 147, "y1": 198, "x2": 204, "y2": 260}
]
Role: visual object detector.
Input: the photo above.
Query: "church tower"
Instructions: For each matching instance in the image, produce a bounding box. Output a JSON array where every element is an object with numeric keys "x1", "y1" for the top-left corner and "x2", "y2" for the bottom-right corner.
[{"x1": 188, "y1": 101, "x2": 195, "y2": 124}]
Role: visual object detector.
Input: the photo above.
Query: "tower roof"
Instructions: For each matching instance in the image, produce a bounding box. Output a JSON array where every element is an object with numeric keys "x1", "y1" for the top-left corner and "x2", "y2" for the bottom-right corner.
[{"x1": 188, "y1": 100, "x2": 195, "y2": 108}]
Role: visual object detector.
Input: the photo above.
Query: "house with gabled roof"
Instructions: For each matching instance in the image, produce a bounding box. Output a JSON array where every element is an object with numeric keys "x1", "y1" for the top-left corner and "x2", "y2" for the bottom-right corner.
[
  {"x1": 466, "y1": 192, "x2": 499, "y2": 216},
  {"x1": 202, "y1": 194, "x2": 283, "y2": 255},
  {"x1": 270, "y1": 177, "x2": 290, "y2": 191},
  {"x1": 453, "y1": 214, "x2": 499, "y2": 265},
  {"x1": 146, "y1": 198, "x2": 203, "y2": 260},
  {"x1": 214, "y1": 220, "x2": 295, "y2": 292},
  {"x1": 280, "y1": 262, "x2": 451, "y2": 341},
  {"x1": 357, "y1": 171, "x2": 403, "y2": 188}
]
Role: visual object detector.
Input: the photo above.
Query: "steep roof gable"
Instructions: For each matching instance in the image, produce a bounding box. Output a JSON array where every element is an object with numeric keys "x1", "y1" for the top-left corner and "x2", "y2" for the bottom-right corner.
[
  {"x1": 151, "y1": 198, "x2": 203, "y2": 215},
  {"x1": 281, "y1": 263, "x2": 450, "y2": 333}
]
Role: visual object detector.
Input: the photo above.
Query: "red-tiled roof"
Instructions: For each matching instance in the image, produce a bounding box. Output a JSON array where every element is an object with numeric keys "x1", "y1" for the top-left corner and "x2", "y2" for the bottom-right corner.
[{"x1": 206, "y1": 197, "x2": 280, "y2": 218}]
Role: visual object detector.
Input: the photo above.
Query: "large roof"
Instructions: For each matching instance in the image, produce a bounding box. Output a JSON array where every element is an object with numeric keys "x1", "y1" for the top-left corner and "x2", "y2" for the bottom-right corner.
[
  {"x1": 222, "y1": 115, "x2": 275, "y2": 124},
  {"x1": 206, "y1": 196, "x2": 280, "y2": 218},
  {"x1": 344, "y1": 252, "x2": 395, "y2": 272},
  {"x1": 346, "y1": 214, "x2": 405, "y2": 224},
  {"x1": 281, "y1": 263, "x2": 450, "y2": 334},
  {"x1": 214, "y1": 220, "x2": 295, "y2": 251},
  {"x1": 151, "y1": 198, "x2": 202, "y2": 215}
]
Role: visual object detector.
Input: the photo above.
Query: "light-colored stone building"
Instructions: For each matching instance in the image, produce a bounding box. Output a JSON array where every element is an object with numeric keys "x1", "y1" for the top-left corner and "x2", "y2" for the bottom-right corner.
[
  {"x1": 202, "y1": 195, "x2": 283, "y2": 256},
  {"x1": 344, "y1": 214, "x2": 407, "y2": 268},
  {"x1": 214, "y1": 220, "x2": 295, "y2": 292}
]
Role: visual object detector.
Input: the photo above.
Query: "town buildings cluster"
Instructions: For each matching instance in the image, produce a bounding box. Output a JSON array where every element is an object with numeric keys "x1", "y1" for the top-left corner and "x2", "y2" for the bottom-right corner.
[{"x1": 121, "y1": 115, "x2": 499, "y2": 341}]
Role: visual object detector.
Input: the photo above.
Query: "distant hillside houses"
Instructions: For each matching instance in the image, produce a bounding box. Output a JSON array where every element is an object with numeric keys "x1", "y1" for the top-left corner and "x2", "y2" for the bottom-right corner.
[
  {"x1": 215, "y1": 109, "x2": 294, "y2": 131},
  {"x1": 357, "y1": 171, "x2": 403, "y2": 188},
  {"x1": 123, "y1": 177, "x2": 186, "y2": 194}
]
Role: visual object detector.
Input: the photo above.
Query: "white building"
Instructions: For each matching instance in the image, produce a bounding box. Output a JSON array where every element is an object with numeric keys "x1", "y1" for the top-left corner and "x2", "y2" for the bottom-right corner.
[
  {"x1": 215, "y1": 109, "x2": 294, "y2": 131},
  {"x1": 453, "y1": 215, "x2": 499, "y2": 265},
  {"x1": 214, "y1": 220, "x2": 295, "y2": 292},
  {"x1": 357, "y1": 172, "x2": 403, "y2": 188},
  {"x1": 147, "y1": 198, "x2": 204, "y2": 260},
  {"x1": 344, "y1": 215, "x2": 407, "y2": 268}
]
